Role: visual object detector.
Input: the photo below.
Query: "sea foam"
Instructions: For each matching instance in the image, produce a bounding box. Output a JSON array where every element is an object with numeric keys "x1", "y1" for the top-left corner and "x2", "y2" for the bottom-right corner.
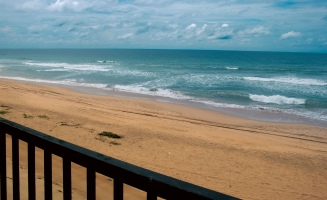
[
  {"x1": 0, "y1": 76, "x2": 108, "y2": 89},
  {"x1": 24, "y1": 62, "x2": 112, "y2": 72},
  {"x1": 113, "y1": 85, "x2": 191, "y2": 100},
  {"x1": 249, "y1": 94, "x2": 305, "y2": 105},
  {"x1": 226, "y1": 66, "x2": 239, "y2": 70},
  {"x1": 244, "y1": 77, "x2": 327, "y2": 86},
  {"x1": 113, "y1": 85, "x2": 251, "y2": 110}
]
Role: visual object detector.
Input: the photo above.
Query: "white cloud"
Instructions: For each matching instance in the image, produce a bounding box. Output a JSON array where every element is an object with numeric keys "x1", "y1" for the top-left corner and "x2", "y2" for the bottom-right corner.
[
  {"x1": 237, "y1": 26, "x2": 270, "y2": 39},
  {"x1": 28, "y1": 25, "x2": 48, "y2": 34},
  {"x1": 18, "y1": 0, "x2": 45, "y2": 11},
  {"x1": 195, "y1": 24, "x2": 207, "y2": 36},
  {"x1": 49, "y1": 0, "x2": 87, "y2": 12},
  {"x1": 1, "y1": 0, "x2": 327, "y2": 51},
  {"x1": 245, "y1": 26, "x2": 270, "y2": 35},
  {"x1": 75, "y1": 31, "x2": 88, "y2": 38},
  {"x1": 280, "y1": 31, "x2": 301, "y2": 39},
  {"x1": 169, "y1": 24, "x2": 178, "y2": 29},
  {"x1": 181, "y1": 23, "x2": 210, "y2": 40},
  {"x1": 118, "y1": 33, "x2": 133, "y2": 39},
  {"x1": 186, "y1": 23, "x2": 196, "y2": 29}
]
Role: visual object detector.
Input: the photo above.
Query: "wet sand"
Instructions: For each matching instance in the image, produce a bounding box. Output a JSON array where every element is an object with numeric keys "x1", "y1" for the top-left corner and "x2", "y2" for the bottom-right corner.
[{"x1": 1, "y1": 78, "x2": 327, "y2": 200}]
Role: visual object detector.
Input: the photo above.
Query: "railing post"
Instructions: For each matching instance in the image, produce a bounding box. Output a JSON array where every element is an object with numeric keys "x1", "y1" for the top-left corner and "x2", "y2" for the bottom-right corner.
[
  {"x1": 147, "y1": 179, "x2": 157, "y2": 200},
  {"x1": 113, "y1": 179, "x2": 123, "y2": 200},
  {"x1": 147, "y1": 191, "x2": 157, "y2": 200},
  {"x1": 12, "y1": 135, "x2": 20, "y2": 200},
  {"x1": 63, "y1": 157, "x2": 71, "y2": 200},
  {"x1": 0, "y1": 132, "x2": 7, "y2": 200},
  {"x1": 87, "y1": 168, "x2": 96, "y2": 200},
  {"x1": 44, "y1": 150, "x2": 52, "y2": 200},
  {"x1": 28, "y1": 143, "x2": 36, "y2": 200}
]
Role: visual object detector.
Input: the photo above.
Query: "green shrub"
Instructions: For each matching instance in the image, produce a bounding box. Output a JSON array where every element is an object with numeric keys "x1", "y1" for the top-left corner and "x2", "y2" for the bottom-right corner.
[
  {"x1": 23, "y1": 114, "x2": 33, "y2": 118},
  {"x1": 0, "y1": 110, "x2": 8, "y2": 115},
  {"x1": 38, "y1": 115, "x2": 49, "y2": 119},
  {"x1": 98, "y1": 131, "x2": 122, "y2": 139}
]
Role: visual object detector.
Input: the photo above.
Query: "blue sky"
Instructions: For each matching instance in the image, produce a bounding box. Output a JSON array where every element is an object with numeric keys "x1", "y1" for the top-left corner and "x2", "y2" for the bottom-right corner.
[{"x1": 0, "y1": 0, "x2": 327, "y2": 52}]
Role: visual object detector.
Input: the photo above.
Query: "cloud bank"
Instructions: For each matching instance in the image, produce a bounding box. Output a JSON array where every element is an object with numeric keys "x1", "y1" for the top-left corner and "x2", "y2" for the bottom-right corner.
[{"x1": 0, "y1": 0, "x2": 326, "y2": 52}]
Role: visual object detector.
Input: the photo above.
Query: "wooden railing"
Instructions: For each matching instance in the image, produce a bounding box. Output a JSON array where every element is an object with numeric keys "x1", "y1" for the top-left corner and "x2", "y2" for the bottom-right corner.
[{"x1": 0, "y1": 117, "x2": 238, "y2": 200}]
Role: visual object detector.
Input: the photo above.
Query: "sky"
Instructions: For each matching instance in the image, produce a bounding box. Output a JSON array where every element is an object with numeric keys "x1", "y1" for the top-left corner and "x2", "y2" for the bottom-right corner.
[{"x1": 0, "y1": 0, "x2": 327, "y2": 52}]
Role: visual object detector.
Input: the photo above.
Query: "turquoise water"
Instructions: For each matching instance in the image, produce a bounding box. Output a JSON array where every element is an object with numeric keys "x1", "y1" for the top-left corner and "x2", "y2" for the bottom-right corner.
[{"x1": 0, "y1": 49, "x2": 326, "y2": 124}]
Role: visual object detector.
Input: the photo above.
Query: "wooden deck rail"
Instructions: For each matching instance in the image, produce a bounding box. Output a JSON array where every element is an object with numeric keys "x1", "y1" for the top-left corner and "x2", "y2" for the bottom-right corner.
[{"x1": 0, "y1": 117, "x2": 238, "y2": 200}]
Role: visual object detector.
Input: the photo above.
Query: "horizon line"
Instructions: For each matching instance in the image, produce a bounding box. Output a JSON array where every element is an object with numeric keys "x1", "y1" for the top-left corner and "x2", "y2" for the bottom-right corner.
[{"x1": 1, "y1": 48, "x2": 326, "y2": 54}]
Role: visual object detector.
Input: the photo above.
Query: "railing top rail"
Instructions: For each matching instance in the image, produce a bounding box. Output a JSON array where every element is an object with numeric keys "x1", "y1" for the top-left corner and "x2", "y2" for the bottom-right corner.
[{"x1": 0, "y1": 117, "x2": 238, "y2": 200}]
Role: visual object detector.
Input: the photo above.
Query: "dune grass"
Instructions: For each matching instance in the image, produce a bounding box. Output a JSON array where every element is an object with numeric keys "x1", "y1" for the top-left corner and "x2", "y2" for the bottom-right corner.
[
  {"x1": 97, "y1": 131, "x2": 123, "y2": 146},
  {"x1": 0, "y1": 110, "x2": 9, "y2": 115},
  {"x1": 23, "y1": 114, "x2": 33, "y2": 118},
  {"x1": 0, "y1": 104, "x2": 11, "y2": 115},
  {"x1": 38, "y1": 115, "x2": 49, "y2": 119},
  {"x1": 98, "y1": 131, "x2": 122, "y2": 139}
]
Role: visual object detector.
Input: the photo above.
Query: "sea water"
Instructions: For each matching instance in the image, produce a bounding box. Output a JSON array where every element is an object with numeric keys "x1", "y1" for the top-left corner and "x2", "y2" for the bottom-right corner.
[{"x1": 0, "y1": 49, "x2": 326, "y2": 126}]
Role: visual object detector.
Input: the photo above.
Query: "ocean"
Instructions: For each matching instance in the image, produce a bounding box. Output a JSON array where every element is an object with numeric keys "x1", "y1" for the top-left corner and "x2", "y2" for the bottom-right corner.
[{"x1": 0, "y1": 49, "x2": 326, "y2": 126}]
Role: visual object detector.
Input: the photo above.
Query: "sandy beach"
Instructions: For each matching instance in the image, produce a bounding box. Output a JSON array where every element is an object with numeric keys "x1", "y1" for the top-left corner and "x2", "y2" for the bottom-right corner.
[{"x1": 1, "y1": 78, "x2": 327, "y2": 200}]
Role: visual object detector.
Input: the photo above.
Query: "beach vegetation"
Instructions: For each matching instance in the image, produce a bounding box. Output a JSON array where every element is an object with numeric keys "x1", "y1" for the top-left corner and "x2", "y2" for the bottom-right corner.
[
  {"x1": 38, "y1": 115, "x2": 49, "y2": 119},
  {"x1": 110, "y1": 141, "x2": 121, "y2": 145},
  {"x1": 1, "y1": 104, "x2": 11, "y2": 109},
  {"x1": 0, "y1": 110, "x2": 9, "y2": 115},
  {"x1": 23, "y1": 114, "x2": 33, "y2": 118},
  {"x1": 98, "y1": 131, "x2": 122, "y2": 139},
  {"x1": 0, "y1": 105, "x2": 11, "y2": 115}
]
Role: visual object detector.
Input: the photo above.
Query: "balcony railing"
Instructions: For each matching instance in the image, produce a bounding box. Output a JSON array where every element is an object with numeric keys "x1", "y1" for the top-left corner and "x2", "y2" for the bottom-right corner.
[{"x1": 0, "y1": 117, "x2": 238, "y2": 200}]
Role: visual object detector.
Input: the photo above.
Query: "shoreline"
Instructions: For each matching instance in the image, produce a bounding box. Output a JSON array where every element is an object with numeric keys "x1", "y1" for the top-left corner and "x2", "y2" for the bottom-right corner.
[
  {"x1": 1, "y1": 76, "x2": 326, "y2": 128},
  {"x1": 1, "y1": 78, "x2": 327, "y2": 200},
  {"x1": 63, "y1": 84, "x2": 327, "y2": 128}
]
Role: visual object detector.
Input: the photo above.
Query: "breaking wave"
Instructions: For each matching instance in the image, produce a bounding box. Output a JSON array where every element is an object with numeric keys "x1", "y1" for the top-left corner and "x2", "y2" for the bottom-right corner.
[
  {"x1": 112, "y1": 85, "x2": 191, "y2": 100},
  {"x1": 24, "y1": 62, "x2": 112, "y2": 72},
  {"x1": 226, "y1": 66, "x2": 239, "y2": 70},
  {"x1": 244, "y1": 77, "x2": 327, "y2": 86},
  {"x1": 249, "y1": 94, "x2": 305, "y2": 105}
]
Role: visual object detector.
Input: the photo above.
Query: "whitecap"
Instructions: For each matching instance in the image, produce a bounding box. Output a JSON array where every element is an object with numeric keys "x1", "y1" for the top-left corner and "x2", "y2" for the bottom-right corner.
[
  {"x1": 249, "y1": 94, "x2": 305, "y2": 105},
  {"x1": 197, "y1": 100, "x2": 246, "y2": 109},
  {"x1": 113, "y1": 85, "x2": 247, "y2": 109},
  {"x1": 109, "y1": 69, "x2": 156, "y2": 78},
  {"x1": 113, "y1": 85, "x2": 191, "y2": 100},
  {"x1": 244, "y1": 77, "x2": 327, "y2": 86},
  {"x1": 37, "y1": 69, "x2": 71, "y2": 72},
  {"x1": 24, "y1": 62, "x2": 112, "y2": 72},
  {"x1": 225, "y1": 66, "x2": 239, "y2": 70}
]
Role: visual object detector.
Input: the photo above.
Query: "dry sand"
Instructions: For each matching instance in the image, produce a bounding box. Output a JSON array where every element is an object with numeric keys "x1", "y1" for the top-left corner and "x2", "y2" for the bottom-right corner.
[{"x1": 1, "y1": 78, "x2": 327, "y2": 200}]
